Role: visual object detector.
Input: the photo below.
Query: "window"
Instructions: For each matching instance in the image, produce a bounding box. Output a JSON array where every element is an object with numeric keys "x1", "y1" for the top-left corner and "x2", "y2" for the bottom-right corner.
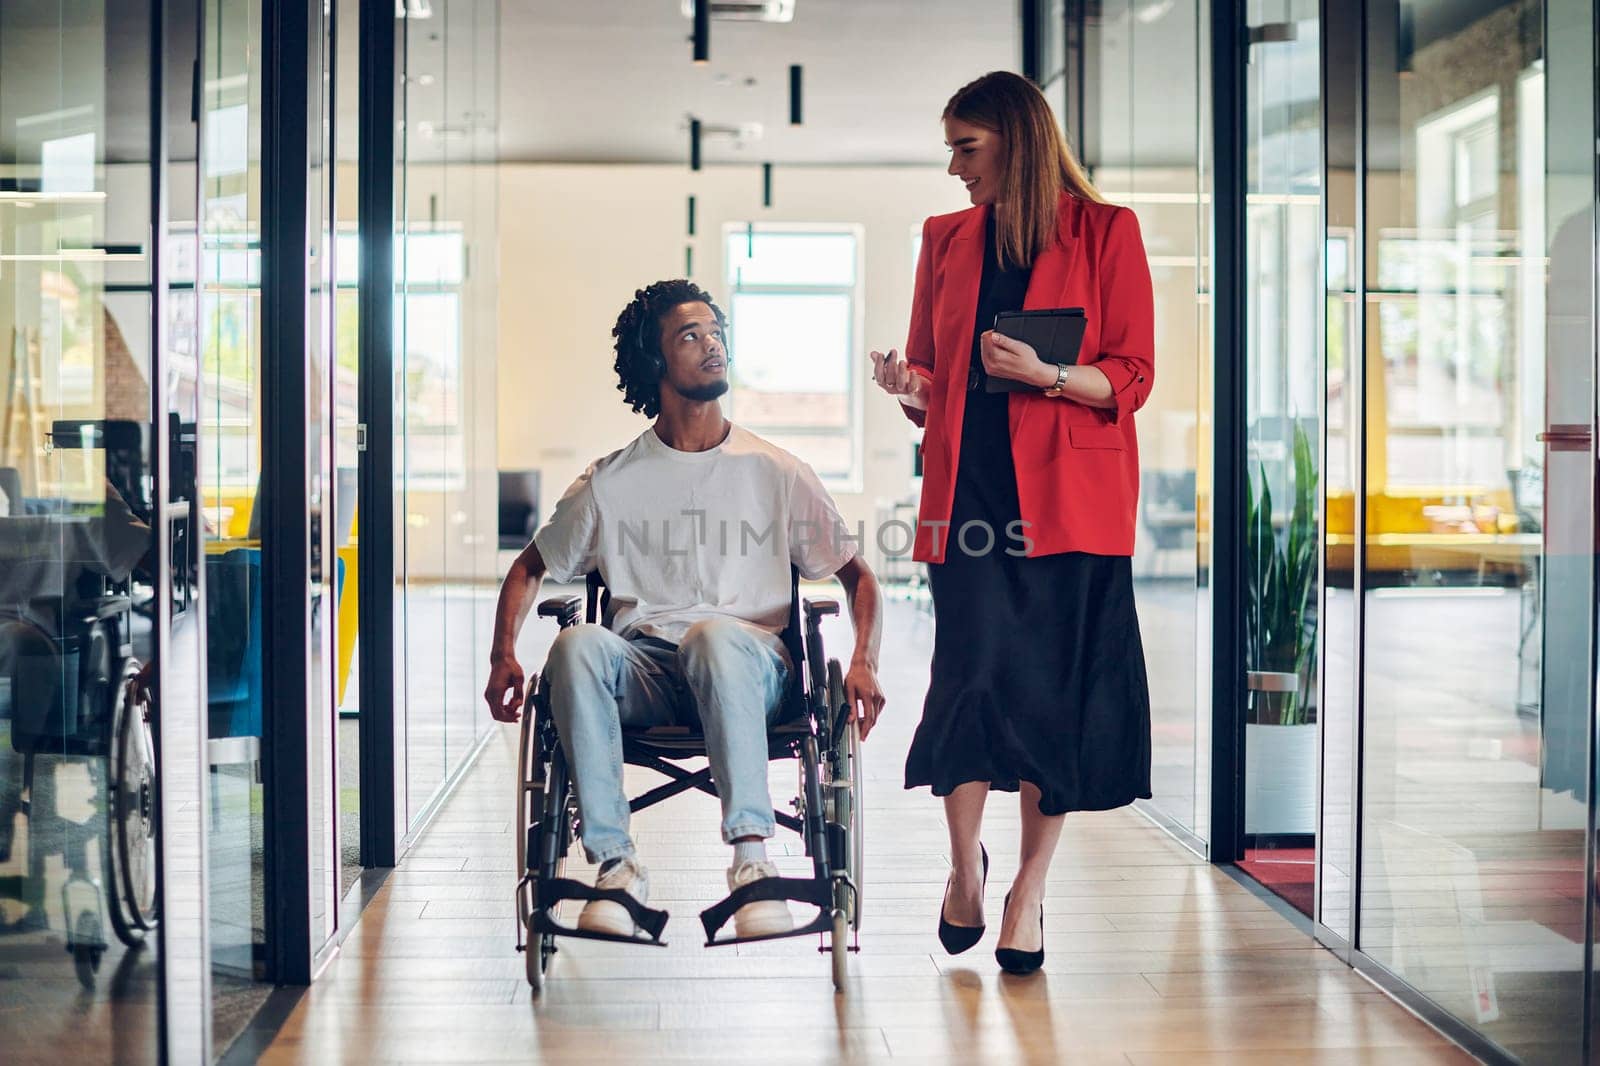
[
  {"x1": 1374, "y1": 89, "x2": 1519, "y2": 490},
  {"x1": 724, "y1": 225, "x2": 862, "y2": 489},
  {"x1": 337, "y1": 227, "x2": 466, "y2": 486}
]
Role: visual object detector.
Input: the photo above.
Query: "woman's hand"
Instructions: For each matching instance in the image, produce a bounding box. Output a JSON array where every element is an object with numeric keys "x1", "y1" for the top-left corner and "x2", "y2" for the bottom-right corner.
[
  {"x1": 981, "y1": 330, "x2": 1058, "y2": 389},
  {"x1": 870, "y1": 348, "x2": 930, "y2": 411}
]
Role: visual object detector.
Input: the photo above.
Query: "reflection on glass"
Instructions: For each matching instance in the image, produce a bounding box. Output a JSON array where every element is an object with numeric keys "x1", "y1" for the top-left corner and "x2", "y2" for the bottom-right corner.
[
  {"x1": 162, "y1": 2, "x2": 211, "y2": 1057},
  {"x1": 0, "y1": 2, "x2": 162, "y2": 1059},
  {"x1": 1358, "y1": 1, "x2": 1592, "y2": 1058},
  {"x1": 307, "y1": 0, "x2": 338, "y2": 955},
  {"x1": 399, "y1": 0, "x2": 499, "y2": 832},
  {"x1": 1322, "y1": 223, "x2": 1357, "y2": 937},
  {"x1": 332, "y1": 0, "x2": 362, "y2": 902},
  {"x1": 200, "y1": 0, "x2": 270, "y2": 1047},
  {"x1": 1240, "y1": 0, "x2": 1321, "y2": 917},
  {"x1": 1084, "y1": 0, "x2": 1210, "y2": 843},
  {"x1": 1035, "y1": 0, "x2": 1067, "y2": 84}
]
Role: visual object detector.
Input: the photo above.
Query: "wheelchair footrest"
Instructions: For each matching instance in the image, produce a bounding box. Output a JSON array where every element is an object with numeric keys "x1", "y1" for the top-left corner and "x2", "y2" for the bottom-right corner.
[
  {"x1": 532, "y1": 876, "x2": 671, "y2": 945},
  {"x1": 699, "y1": 876, "x2": 836, "y2": 947}
]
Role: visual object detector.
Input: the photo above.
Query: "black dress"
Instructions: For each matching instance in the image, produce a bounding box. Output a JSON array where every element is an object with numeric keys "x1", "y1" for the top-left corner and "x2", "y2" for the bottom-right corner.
[{"x1": 903, "y1": 218, "x2": 1153, "y2": 816}]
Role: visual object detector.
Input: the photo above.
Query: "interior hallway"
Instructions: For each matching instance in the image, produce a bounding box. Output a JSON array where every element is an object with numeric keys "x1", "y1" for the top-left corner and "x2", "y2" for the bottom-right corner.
[{"x1": 259, "y1": 595, "x2": 1475, "y2": 1064}]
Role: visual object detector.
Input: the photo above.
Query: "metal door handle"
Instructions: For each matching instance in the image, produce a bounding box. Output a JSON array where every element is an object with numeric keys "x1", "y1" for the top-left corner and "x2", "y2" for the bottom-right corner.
[{"x1": 1537, "y1": 425, "x2": 1592, "y2": 451}]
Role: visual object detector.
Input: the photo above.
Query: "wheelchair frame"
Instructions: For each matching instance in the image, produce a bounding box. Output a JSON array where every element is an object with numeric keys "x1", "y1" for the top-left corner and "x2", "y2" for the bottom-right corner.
[
  {"x1": 0, "y1": 591, "x2": 159, "y2": 990},
  {"x1": 514, "y1": 570, "x2": 865, "y2": 992}
]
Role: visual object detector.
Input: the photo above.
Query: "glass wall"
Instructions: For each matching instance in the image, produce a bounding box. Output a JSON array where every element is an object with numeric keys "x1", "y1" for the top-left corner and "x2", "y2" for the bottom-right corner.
[
  {"x1": 396, "y1": 0, "x2": 499, "y2": 835},
  {"x1": 0, "y1": 0, "x2": 207, "y2": 1060},
  {"x1": 1352, "y1": 0, "x2": 1595, "y2": 1058},
  {"x1": 1065, "y1": 0, "x2": 1600, "y2": 1055},
  {"x1": 3, "y1": 0, "x2": 497, "y2": 1056},
  {"x1": 1075, "y1": 0, "x2": 1215, "y2": 847}
]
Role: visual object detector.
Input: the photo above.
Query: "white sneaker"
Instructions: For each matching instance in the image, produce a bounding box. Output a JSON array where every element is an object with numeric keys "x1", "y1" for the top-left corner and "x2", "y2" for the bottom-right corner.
[
  {"x1": 577, "y1": 857, "x2": 650, "y2": 938},
  {"x1": 727, "y1": 859, "x2": 795, "y2": 939}
]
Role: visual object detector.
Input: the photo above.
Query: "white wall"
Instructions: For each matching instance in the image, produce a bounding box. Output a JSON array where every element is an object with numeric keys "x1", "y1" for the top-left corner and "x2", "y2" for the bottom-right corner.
[{"x1": 496, "y1": 162, "x2": 970, "y2": 561}]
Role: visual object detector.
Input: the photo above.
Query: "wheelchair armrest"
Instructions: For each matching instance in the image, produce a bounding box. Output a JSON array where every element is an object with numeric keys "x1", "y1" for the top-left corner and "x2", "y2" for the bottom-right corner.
[
  {"x1": 81, "y1": 594, "x2": 134, "y2": 623},
  {"x1": 537, "y1": 594, "x2": 583, "y2": 628},
  {"x1": 802, "y1": 598, "x2": 839, "y2": 627}
]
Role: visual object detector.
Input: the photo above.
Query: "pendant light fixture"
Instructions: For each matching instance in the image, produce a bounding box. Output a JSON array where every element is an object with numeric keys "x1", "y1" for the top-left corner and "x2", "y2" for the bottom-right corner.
[
  {"x1": 789, "y1": 64, "x2": 803, "y2": 124},
  {"x1": 692, "y1": 0, "x2": 710, "y2": 64}
]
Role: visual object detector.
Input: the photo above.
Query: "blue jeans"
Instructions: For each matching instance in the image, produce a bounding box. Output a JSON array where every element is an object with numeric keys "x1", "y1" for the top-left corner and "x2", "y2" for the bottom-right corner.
[{"x1": 542, "y1": 617, "x2": 791, "y2": 863}]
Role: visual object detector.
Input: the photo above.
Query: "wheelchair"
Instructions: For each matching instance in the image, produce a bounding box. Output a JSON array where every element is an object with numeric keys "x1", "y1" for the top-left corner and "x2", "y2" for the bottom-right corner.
[
  {"x1": 0, "y1": 584, "x2": 159, "y2": 989},
  {"x1": 515, "y1": 570, "x2": 865, "y2": 992}
]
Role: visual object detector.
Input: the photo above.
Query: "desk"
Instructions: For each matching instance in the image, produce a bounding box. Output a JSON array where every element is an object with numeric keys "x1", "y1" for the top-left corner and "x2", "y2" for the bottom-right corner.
[{"x1": 1325, "y1": 532, "x2": 1540, "y2": 579}]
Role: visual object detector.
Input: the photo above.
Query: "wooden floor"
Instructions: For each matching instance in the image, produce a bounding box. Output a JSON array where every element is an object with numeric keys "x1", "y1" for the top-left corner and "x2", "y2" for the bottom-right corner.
[{"x1": 261, "y1": 599, "x2": 1478, "y2": 1065}]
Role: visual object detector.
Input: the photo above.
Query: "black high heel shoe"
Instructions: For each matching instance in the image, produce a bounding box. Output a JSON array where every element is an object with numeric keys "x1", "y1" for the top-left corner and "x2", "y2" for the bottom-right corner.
[
  {"x1": 937, "y1": 843, "x2": 988, "y2": 955},
  {"x1": 995, "y1": 891, "x2": 1045, "y2": 975}
]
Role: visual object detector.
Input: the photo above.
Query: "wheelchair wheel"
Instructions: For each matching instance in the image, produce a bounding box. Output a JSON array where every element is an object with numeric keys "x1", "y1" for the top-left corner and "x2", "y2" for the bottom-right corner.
[
  {"x1": 526, "y1": 915, "x2": 551, "y2": 992},
  {"x1": 847, "y1": 715, "x2": 864, "y2": 931},
  {"x1": 826, "y1": 660, "x2": 865, "y2": 931},
  {"x1": 107, "y1": 661, "x2": 158, "y2": 947},
  {"x1": 73, "y1": 911, "x2": 104, "y2": 990},
  {"x1": 515, "y1": 694, "x2": 539, "y2": 885},
  {"x1": 517, "y1": 689, "x2": 570, "y2": 995},
  {"x1": 526, "y1": 790, "x2": 571, "y2": 995}
]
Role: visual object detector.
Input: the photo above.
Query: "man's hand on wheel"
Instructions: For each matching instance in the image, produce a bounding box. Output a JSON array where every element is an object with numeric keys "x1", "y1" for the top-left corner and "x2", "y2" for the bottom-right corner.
[
  {"x1": 844, "y1": 658, "x2": 885, "y2": 740},
  {"x1": 485, "y1": 655, "x2": 526, "y2": 723}
]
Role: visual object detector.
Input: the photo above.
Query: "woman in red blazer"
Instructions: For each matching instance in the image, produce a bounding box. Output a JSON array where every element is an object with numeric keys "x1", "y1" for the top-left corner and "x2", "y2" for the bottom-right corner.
[{"x1": 871, "y1": 72, "x2": 1154, "y2": 975}]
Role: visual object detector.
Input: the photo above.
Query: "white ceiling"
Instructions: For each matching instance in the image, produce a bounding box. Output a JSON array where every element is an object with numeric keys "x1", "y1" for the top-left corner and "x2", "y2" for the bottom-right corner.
[{"x1": 493, "y1": 0, "x2": 1020, "y2": 166}]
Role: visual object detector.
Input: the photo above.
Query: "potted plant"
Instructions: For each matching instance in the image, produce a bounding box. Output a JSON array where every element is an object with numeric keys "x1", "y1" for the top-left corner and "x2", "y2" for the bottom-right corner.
[{"x1": 1243, "y1": 421, "x2": 1318, "y2": 837}]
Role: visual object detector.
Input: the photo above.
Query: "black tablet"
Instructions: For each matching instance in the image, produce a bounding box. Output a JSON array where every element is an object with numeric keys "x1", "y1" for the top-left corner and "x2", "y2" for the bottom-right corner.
[{"x1": 985, "y1": 307, "x2": 1086, "y2": 393}]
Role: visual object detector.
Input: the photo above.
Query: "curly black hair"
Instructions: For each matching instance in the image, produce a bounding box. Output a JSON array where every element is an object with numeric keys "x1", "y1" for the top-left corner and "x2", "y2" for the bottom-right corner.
[{"x1": 610, "y1": 279, "x2": 728, "y2": 418}]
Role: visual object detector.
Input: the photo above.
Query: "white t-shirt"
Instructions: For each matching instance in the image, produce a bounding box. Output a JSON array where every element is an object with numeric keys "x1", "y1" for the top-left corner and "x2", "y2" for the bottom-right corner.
[{"x1": 534, "y1": 423, "x2": 857, "y2": 643}]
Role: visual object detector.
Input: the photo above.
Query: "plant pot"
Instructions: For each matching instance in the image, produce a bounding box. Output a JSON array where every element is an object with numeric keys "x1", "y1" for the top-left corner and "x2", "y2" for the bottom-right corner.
[{"x1": 1244, "y1": 722, "x2": 1317, "y2": 836}]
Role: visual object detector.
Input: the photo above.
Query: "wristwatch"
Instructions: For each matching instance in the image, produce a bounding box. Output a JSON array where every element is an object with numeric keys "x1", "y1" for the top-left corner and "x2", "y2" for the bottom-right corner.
[{"x1": 1043, "y1": 363, "x2": 1069, "y2": 397}]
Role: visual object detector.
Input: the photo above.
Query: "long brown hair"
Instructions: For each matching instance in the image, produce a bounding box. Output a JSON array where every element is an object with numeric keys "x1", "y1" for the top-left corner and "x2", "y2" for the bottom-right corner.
[{"x1": 943, "y1": 71, "x2": 1103, "y2": 268}]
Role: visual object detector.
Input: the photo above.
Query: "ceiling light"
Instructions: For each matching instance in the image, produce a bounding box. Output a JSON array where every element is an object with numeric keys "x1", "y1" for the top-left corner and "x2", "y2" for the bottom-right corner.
[
  {"x1": 1135, "y1": 1, "x2": 1174, "y2": 23},
  {"x1": 680, "y1": 0, "x2": 795, "y2": 24}
]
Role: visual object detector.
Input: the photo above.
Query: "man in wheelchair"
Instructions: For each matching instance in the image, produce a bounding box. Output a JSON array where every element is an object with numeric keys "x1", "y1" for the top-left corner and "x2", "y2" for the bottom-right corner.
[{"x1": 485, "y1": 279, "x2": 884, "y2": 944}]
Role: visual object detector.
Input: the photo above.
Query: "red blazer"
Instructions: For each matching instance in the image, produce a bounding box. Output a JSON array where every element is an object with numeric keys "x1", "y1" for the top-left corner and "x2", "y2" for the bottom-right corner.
[{"x1": 901, "y1": 192, "x2": 1155, "y2": 563}]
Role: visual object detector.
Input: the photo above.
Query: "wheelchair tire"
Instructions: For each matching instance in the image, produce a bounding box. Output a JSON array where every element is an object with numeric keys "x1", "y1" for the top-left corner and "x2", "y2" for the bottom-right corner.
[
  {"x1": 515, "y1": 697, "x2": 538, "y2": 885},
  {"x1": 73, "y1": 911, "x2": 104, "y2": 990},
  {"x1": 847, "y1": 714, "x2": 864, "y2": 932},
  {"x1": 825, "y1": 660, "x2": 864, "y2": 931},
  {"x1": 526, "y1": 919, "x2": 549, "y2": 992},
  {"x1": 525, "y1": 803, "x2": 569, "y2": 995},
  {"x1": 108, "y1": 662, "x2": 158, "y2": 947},
  {"x1": 519, "y1": 692, "x2": 571, "y2": 996},
  {"x1": 830, "y1": 902, "x2": 849, "y2": 991}
]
